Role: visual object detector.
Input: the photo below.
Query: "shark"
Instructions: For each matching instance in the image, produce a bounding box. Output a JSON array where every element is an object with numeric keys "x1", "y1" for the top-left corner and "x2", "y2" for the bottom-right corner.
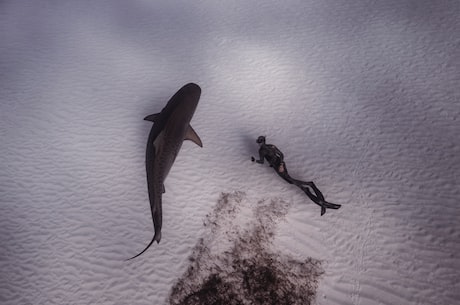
[{"x1": 128, "y1": 83, "x2": 203, "y2": 260}]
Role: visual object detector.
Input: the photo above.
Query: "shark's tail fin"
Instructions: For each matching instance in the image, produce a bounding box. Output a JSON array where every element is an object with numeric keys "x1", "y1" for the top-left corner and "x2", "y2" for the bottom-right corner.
[{"x1": 126, "y1": 233, "x2": 161, "y2": 261}]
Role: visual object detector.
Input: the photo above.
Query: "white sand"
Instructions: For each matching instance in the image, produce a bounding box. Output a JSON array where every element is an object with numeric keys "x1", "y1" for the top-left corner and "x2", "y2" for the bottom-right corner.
[{"x1": 1, "y1": 1, "x2": 459, "y2": 304}]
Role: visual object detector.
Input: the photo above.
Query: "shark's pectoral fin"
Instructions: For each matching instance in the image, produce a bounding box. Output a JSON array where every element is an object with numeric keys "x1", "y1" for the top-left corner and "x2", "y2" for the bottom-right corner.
[
  {"x1": 184, "y1": 125, "x2": 203, "y2": 147},
  {"x1": 144, "y1": 113, "x2": 161, "y2": 122}
]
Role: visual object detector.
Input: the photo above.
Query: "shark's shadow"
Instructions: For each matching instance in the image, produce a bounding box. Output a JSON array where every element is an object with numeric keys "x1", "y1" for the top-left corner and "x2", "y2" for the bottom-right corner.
[{"x1": 169, "y1": 192, "x2": 324, "y2": 305}]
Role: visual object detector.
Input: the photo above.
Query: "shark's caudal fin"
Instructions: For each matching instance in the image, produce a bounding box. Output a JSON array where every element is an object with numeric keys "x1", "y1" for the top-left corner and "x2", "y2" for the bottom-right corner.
[
  {"x1": 126, "y1": 232, "x2": 161, "y2": 261},
  {"x1": 184, "y1": 125, "x2": 202, "y2": 147}
]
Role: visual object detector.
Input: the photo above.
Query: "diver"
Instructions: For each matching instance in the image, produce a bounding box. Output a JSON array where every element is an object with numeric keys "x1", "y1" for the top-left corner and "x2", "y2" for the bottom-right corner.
[{"x1": 251, "y1": 136, "x2": 341, "y2": 216}]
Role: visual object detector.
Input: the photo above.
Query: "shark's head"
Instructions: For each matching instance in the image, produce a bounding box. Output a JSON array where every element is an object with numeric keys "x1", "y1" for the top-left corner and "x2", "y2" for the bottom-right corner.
[
  {"x1": 179, "y1": 83, "x2": 201, "y2": 111},
  {"x1": 163, "y1": 83, "x2": 201, "y2": 123},
  {"x1": 181, "y1": 83, "x2": 201, "y2": 98}
]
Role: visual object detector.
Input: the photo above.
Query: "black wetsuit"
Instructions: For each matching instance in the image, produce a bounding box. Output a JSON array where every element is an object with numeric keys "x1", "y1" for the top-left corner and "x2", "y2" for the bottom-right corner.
[
  {"x1": 254, "y1": 140, "x2": 341, "y2": 216},
  {"x1": 256, "y1": 143, "x2": 292, "y2": 183}
]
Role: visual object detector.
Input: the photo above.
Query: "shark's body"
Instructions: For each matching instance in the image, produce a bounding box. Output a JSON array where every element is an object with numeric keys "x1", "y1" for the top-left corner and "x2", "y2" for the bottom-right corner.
[{"x1": 129, "y1": 83, "x2": 202, "y2": 260}]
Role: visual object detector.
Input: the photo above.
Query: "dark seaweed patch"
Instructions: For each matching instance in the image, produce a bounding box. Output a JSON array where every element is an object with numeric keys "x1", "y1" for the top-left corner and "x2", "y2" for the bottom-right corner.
[{"x1": 169, "y1": 192, "x2": 323, "y2": 305}]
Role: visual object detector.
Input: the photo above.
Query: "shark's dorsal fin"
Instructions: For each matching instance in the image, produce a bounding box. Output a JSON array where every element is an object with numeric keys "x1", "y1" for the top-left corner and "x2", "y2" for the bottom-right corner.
[
  {"x1": 144, "y1": 113, "x2": 161, "y2": 122},
  {"x1": 184, "y1": 125, "x2": 203, "y2": 147}
]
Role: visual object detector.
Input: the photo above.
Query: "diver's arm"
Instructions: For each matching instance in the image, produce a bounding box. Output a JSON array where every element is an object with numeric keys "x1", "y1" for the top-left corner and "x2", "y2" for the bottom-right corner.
[
  {"x1": 256, "y1": 149, "x2": 265, "y2": 164},
  {"x1": 251, "y1": 146, "x2": 266, "y2": 164}
]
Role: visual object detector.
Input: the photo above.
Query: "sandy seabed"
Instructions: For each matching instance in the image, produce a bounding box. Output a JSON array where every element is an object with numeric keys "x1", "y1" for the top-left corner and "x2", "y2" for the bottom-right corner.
[{"x1": 1, "y1": 1, "x2": 459, "y2": 304}]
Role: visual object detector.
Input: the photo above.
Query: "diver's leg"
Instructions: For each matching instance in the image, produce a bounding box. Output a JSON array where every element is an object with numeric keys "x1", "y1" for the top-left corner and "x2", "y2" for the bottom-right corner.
[
  {"x1": 301, "y1": 183, "x2": 341, "y2": 215},
  {"x1": 288, "y1": 177, "x2": 318, "y2": 193},
  {"x1": 291, "y1": 178, "x2": 312, "y2": 188},
  {"x1": 278, "y1": 172, "x2": 295, "y2": 184},
  {"x1": 306, "y1": 181, "x2": 325, "y2": 201},
  {"x1": 308, "y1": 183, "x2": 340, "y2": 209},
  {"x1": 294, "y1": 180, "x2": 330, "y2": 204},
  {"x1": 302, "y1": 186, "x2": 328, "y2": 216},
  {"x1": 275, "y1": 162, "x2": 296, "y2": 184}
]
